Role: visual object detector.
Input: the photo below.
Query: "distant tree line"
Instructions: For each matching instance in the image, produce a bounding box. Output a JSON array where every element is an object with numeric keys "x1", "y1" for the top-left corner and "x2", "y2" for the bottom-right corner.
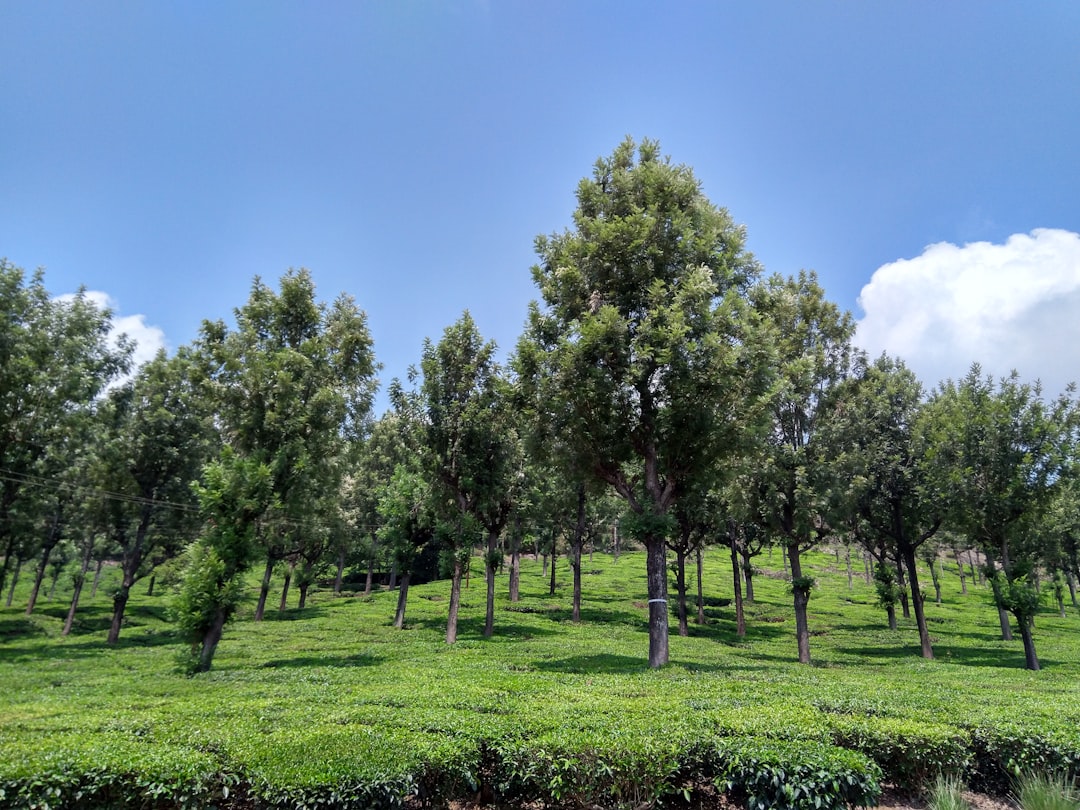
[{"x1": 1, "y1": 138, "x2": 1076, "y2": 672}]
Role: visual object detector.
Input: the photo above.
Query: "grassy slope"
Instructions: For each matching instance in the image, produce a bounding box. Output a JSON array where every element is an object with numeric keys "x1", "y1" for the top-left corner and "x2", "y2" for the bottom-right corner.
[{"x1": 1, "y1": 546, "x2": 1079, "y2": 806}]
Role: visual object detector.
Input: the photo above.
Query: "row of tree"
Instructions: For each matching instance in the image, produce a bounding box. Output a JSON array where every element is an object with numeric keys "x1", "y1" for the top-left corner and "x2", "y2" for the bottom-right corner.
[{"x1": 2, "y1": 137, "x2": 1076, "y2": 673}]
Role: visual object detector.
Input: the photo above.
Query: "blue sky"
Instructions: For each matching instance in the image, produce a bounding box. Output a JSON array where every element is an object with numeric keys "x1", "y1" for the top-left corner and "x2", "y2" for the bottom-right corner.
[{"x1": 3, "y1": 2, "x2": 1079, "y2": 407}]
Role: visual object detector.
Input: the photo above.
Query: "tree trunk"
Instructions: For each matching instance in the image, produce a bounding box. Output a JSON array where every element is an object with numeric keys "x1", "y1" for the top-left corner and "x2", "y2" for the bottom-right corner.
[
  {"x1": 1068, "y1": 570, "x2": 1077, "y2": 607},
  {"x1": 956, "y1": 549, "x2": 967, "y2": 595},
  {"x1": 389, "y1": 560, "x2": 398, "y2": 590},
  {"x1": 864, "y1": 551, "x2": 872, "y2": 584},
  {"x1": 146, "y1": 574, "x2": 156, "y2": 597},
  {"x1": 743, "y1": 557, "x2": 755, "y2": 603},
  {"x1": 90, "y1": 559, "x2": 104, "y2": 598},
  {"x1": 886, "y1": 603, "x2": 897, "y2": 630},
  {"x1": 25, "y1": 546, "x2": 53, "y2": 616},
  {"x1": 4, "y1": 557, "x2": 21, "y2": 607},
  {"x1": 197, "y1": 607, "x2": 228, "y2": 673},
  {"x1": 548, "y1": 535, "x2": 557, "y2": 596},
  {"x1": 1016, "y1": 613, "x2": 1040, "y2": 671},
  {"x1": 334, "y1": 548, "x2": 345, "y2": 594},
  {"x1": 509, "y1": 515, "x2": 521, "y2": 602},
  {"x1": 730, "y1": 532, "x2": 745, "y2": 638},
  {"x1": 446, "y1": 556, "x2": 463, "y2": 644},
  {"x1": 695, "y1": 548, "x2": 705, "y2": 625},
  {"x1": 298, "y1": 581, "x2": 309, "y2": 609},
  {"x1": 845, "y1": 546, "x2": 853, "y2": 591},
  {"x1": 541, "y1": 553, "x2": 548, "y2": 577},
  {"x1": 108, "y1": 502, "x2": 154, "y2": 644},
  {"x1": 107, "y1": 581, "x2": 130, "y2": 644},
  {"x1": 675, "y1": 547, "x2": 689, "y2": 636},
  {"x1": 278, "y1": 559, "x2": 295, "y2": 611},
  {"x1": 364, "y1": 553, "x2": 374, "y2": 596},
  {"x1": 1057, "y1": 591, "x2": 1066, "y2": 619},
  {"x1": 484, "y1": 529, "x2": 498, "y2": 638},
  {"x1": 254, "y1": 556, "x2": 274, "y2": 621},
  {"x1": 781, "y1": 544, "x2": 789, "y2": 577},
  {"x1": 394, "y1": 572, "x2": 411, "y2": 629},
  {"x1": 62, "y1": 547, "x2": 94, "y2": 636},
  {"x1": 645, "y1": 536, "x2": 669, "y2": 668},
  {"x1": 613, "y1": 524, "x2": 620, "y2": 562},
  {"x1": 788, "y1": 542, "x2": 811, "y2": 665},
  {"x1": 571, "y1": 486, "x2": 585, "y2": 624},
  {"x1": 985, "y1": 547, "x2": 1013, "y2": 640},
  {"x1": 903, "y1": 546, "x2": 934, "y2": 659},
  {"x1": 896, "y1": 562, "x2": 911, "y2": 619}
]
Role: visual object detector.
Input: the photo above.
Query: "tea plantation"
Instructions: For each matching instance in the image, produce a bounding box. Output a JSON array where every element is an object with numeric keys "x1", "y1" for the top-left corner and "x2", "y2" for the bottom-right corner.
[{"x1": 2, "y1": 547, "x2": 1078, "y2": 809}]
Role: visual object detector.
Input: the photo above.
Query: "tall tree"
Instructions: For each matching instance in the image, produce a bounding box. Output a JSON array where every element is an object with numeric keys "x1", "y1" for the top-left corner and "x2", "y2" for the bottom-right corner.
[
  {"x1": 923, "y1": 367, "x2": 1072, "y2": 670},
  {"x1": 520, "y1": 137, "x2": 770, "y2": 667},
  {"x1": 744, "y1": 271, "x2": 856, "y2": 665},
  {"x1": 824, "y1": 355, "x2": 943, "y2": 659},
  {"x1": 421, "y1": 313, "x2": 518, "y2": 643},
  {"x1": 176, "y1": 449, "x2": 274, "y2": 673},
  {"x1": 0, "y1": 262, "x2": 130, "y2": 600},
  {"x1": 197, "y1": 269, "x2": 377, "y2": 623},
  {"x1": 100, "y1": 351, "x2": 213, "y2": 644}
]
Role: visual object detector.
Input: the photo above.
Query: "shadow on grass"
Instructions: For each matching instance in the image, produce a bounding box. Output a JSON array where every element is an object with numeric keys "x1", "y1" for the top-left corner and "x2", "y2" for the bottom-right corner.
[
  {"x1": 836, "y1": 642, "x2": 1058, "y2": 669},
  {"x1": 530, "y1": 651, "x2": 781, "y2": 675},
  {"x1": 260, "y1": 651, "x2": 382, "y2": 669}
]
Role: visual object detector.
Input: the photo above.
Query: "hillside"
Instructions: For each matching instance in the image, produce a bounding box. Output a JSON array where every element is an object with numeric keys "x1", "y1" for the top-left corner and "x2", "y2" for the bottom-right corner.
[{"x1": 1, "y1": 546, "x2": 1078, "y2": 809}]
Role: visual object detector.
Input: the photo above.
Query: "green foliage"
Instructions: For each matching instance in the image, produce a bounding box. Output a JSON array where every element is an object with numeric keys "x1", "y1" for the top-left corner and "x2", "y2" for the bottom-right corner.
[
  {"x1": 707, "y1": 738, "x2": 881, "y2": 810},
  {"x1": 828, "y1": 714, "x2": 971, "y2": 789},
  {"x1": 172, "y1": 542, "x2": 244, "y2": 671},
  {"x1": 873, "y1": 562, "x2": 901, "y2": 609}
]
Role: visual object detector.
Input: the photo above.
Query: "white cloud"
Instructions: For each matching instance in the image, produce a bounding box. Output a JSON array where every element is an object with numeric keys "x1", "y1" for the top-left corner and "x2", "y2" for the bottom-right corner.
[
  {"x1": 855, "y1": 228, "x2": 1080, "y2": 396},
  {"x1": 56, "y1": 290, "x2": 167, "y2": 372}
]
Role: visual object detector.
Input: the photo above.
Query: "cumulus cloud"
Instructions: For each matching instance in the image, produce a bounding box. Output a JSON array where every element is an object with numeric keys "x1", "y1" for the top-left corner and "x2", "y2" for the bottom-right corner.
[
  {"x1": 855, "y1": 228, "x2": 1080, "y2": 397},
  {"x1": 56, "y1": 290, "x2": 167, "y2": 372}
]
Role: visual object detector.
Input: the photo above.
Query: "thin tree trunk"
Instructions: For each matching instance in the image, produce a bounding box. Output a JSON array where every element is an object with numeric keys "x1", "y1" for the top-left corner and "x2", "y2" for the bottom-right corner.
[
  {"x1": 695, "y1": 548, "x2": 705, "y2": 625},
  {"x1": 541, "y1": 553, "x2": 548, "y2": 577},
  {"x1": 886, "y1": 602, "x2": 897, "y2": 630},
  {"x1": 484, "y1": 529, "x2": 498, "y2": 638},
  {"x1": 1016, "y1": 613, "x2": 1040, "y2": 671},
  {"x1": 896, "y1": 561, "x2": 911, "y2": 619},
  {"x1": 548, "y1": 533, "x2": 557, "y2": 596},
  {"x1": 985, "y1": 547, "x2": 1013, "y2": 640},
  {"x1": 903, "y1": 546, "x2": 934, "y2": 659},
  {"x1": 389, "y1": 560, "x2": 398, "y2": 590},
  {"x1": 781, "y1": 544, "x2": 789, "y2": 577},
  {"x1": 613, "y1": 524, "x2": 619, "y2": 562},
  {"x1": 675, "y1": 547, "x2": 689, "y2": 636},
  {"x1": 298, "y1": 581, "x2": 309, "y2": 609},
  {"x1": 788, "y1": 542, "x2": 811, "y2": 665},
  {"x1": 743, "y1": 556, "x2": 755, "y2": 603},
  {"x1": 26, "y1": 545, "x2": 54, "y2": 616},
  {"x1": 254, "y1": 556, "x2": 274, "y2": 621},
  {"x1": 846, "y1": 546, "x2": 853, "y2": 591},
  {"x1": 1068, "y1": 570, "x2": 1077, "y2": 607},
  {"x1": 509, "y1": 515, "x2": 521, "y2": 602},
  {"x1": 4, "y1": 557, "x2": 21, "y2": 607},
  {"x1": 278, "y1": 559, "x2": 295, "y2": 611},
  {"x1": 1058, "y1": 591, "x2": 1066, "y2": 619},
  {"x1": 364, "y1": 554, "x2": 374, "y2": 596},
  {"x1": 62, "y1": 546, "x2": 93, "y2": 636},
  {"x1": 108, "y1": 502, "x2": 154, "y2": 644},
  {"x1": 645, "y1": 536, "x2": 669, "y2": 668},
  {"x1": 956, "y1": 549, "x2": 967, "y2": 595},
  {"x1": 730, "y1": 531, "x2": 745, "y2": 638},
  {"x1": 334, "y1": 548, "x2": 345, "y2": 594},
  {"x1": 446, "y1": 556, "x2": 463, "y2": 644},
  {"x1": 146, "y1": 574, "x2": 156, "y2": 597},
  {"x1": 864, "y1": 551, "x2": 872, "y2": 584},
  {"x1": 394, "y1": 572, "x2": 411, "y2": 629}
]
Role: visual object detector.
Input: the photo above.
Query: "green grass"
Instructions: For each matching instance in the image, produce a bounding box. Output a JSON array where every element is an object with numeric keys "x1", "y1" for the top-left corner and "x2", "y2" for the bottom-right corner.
[{"x1": 2, "y1": 546, "x2": 1079, "y2": 808}]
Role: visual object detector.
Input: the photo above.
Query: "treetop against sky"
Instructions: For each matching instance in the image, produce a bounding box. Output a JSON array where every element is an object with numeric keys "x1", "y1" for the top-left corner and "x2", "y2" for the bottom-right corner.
[{"x1": 2, "y1": 3, "x2": 1079, "y2": 406}]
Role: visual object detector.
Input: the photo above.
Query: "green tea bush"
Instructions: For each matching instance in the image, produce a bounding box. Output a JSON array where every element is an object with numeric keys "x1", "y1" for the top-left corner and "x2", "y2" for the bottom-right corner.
[
  {"x1": 704, "y1": 737, "x2": 882, "y2": 810},
  {"x1": 827, "y1": 715, "x2": 971, "y2": 789},
  {"x1": 967, "y1": 724, "x2": 1080, "y2": 794}
]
